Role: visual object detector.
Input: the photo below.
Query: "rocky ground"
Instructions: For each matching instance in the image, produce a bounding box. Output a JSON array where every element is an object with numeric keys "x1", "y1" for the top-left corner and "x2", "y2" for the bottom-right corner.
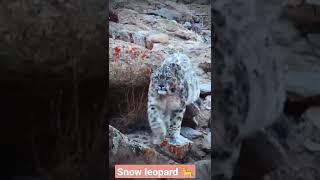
[
  {"x1": 109, "y1": 0, "x2": 320, "y2": 179},
  {"x1": 108, "y1": 0, "x2": 211, "y2": 179}
]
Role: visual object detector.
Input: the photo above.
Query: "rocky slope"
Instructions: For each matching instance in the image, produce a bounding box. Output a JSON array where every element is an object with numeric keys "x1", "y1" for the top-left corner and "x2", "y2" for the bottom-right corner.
[{"x1": 108, "y1": 0, "x2": 211, "y2": 179}]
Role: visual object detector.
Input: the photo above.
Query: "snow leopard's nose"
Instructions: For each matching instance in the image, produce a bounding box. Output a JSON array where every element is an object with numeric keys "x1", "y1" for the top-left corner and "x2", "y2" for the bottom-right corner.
[{"x1": 159, "y1": 85, "x2": 165, "y2": 90}]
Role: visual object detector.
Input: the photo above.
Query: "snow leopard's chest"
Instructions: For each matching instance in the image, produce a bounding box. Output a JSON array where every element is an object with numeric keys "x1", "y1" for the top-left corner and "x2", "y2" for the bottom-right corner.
[{"x1": 156, "y1": 94, "x2": 182, "y2": 112}]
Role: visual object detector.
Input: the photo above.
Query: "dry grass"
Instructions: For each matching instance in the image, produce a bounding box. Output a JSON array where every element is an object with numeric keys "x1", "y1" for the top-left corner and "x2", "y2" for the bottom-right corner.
[{"x1": 119, "y1": 86, "x2": 148, "y2": 130}]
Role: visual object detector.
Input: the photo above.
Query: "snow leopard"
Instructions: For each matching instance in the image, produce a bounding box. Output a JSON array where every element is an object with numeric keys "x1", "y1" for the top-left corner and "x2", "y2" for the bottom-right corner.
[{"x1": 147, "y1": 53, "x2": 200, "y2": 145}]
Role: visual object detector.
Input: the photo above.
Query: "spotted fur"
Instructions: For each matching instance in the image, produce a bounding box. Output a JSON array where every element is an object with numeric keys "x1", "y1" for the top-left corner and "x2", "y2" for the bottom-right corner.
[{"x1": 147, "y1": 53, "x2": 200, "y2": 144}]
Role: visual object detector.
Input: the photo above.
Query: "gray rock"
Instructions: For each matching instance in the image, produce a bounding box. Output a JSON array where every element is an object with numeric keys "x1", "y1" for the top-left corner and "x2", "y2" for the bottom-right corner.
[
  {"x1": 146, "y1": 33, "x2": 169, "y2": 44},
  {"x1": 180, "y1": 127, "x2": 203, "y2": 139},
  {"x1": 145, "y1": 33, "x2": 170, "y2": 49},
  {"x1": 109, "y1": 125, "x2": 176, "y2": 165},
  {"x1": 156, "y1": 8, "x2": 183, "y2": 21},
  {"x1": 199, "y1": 83, "x2": 211, "y2": 94},
  {"x1": 133, "y1": 31, "x2": 150, "y2": 47},
  {"x1": 174, "y1": 29, "x2": 196, "y2": 40},
  {"x1": 183, "y1": 21, "x2": 192, "y2": 30},
  {"x1": 302, "y1": 106, "x2": 320, "y2": 130}
]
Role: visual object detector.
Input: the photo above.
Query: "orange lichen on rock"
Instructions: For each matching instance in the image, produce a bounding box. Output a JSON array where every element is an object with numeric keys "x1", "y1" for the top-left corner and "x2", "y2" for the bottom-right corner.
[
  {"x1": 159, "y1": 139, "x2": 192, "y2": 160},
  {"x1": 129, "y1": 47, "x2": 140, "y2": 59},
  {"x1": 113, "y1": 47, "x2": 121, "y2": 61},
  {"x1": 143, "y1": 148, "x2": 156, "y2": 158},
  {"x1": 141, "y1": 49, "x2": 149, "y2": 59}
]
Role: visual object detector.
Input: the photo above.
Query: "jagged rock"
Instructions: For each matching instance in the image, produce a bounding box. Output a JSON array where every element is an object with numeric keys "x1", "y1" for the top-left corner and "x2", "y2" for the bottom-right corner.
[
  {"x1": 109, "y1": 125, "x2": 176, "y2": 165},
  {"x1": 158, "y1": 137, "x2": 193, "y2": 161},
  {"x1": 144, "y1": 2, "x2": 195, "y2": 23},
  {"x1": 109, "y1": 125, "x2": 180, "y2": 179},
  {"x1": 302, "y1": 106, "x2": 320, "y2": 129},
  {"x1": 180, "y1": 127, "x2": 203, "y2": 139},
  {"x1": 109, "y1": 22, "x2": 148, "y2": 46},
  {"x1": 303, "y1": 138, "x2": 320, "y2": 152}
]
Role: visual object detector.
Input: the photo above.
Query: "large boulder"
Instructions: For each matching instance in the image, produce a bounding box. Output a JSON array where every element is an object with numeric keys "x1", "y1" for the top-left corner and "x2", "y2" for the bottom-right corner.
[
  {"x1": 109, "y1": 125, "x2": 176, "y2": 165},
  {"x1": 109, "y1": 38, "x2": 166, "y2": 87}
]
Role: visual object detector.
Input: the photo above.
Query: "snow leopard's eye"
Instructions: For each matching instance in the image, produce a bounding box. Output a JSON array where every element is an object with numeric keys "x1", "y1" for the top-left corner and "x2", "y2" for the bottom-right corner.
[{"x1": 166, "y1": 76, "x2": 172, "y2": 80}]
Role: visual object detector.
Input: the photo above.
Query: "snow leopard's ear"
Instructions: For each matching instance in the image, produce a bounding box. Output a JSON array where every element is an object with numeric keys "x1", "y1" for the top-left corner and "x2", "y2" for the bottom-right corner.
[
  {"x1": 150, "y1": 64, "x2": 158, "y2": 74},
  {"x1": 169, "y1": 63, "x2": 182, "y2": 77}
]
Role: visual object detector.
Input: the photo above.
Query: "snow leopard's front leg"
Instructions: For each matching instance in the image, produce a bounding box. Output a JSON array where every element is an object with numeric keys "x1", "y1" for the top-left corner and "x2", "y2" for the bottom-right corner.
[
  {"x1": 167, "y1": 107, "x2": 192, "y2": 145},
  {"x1": 168, "y1": 108, "x2": 185, "y2": 137},
  {"x1": 167, "y1": 81, "x2": 193, "y2": 145},
  {"x1": 147, "y1": 97, "x2": 166, "y2": 145}
]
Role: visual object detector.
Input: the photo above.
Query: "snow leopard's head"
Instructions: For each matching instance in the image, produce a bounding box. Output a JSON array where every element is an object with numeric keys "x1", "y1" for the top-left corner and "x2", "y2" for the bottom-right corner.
[{"x1": 151, "y1": 63, "x2": 183, "y2": 96}]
